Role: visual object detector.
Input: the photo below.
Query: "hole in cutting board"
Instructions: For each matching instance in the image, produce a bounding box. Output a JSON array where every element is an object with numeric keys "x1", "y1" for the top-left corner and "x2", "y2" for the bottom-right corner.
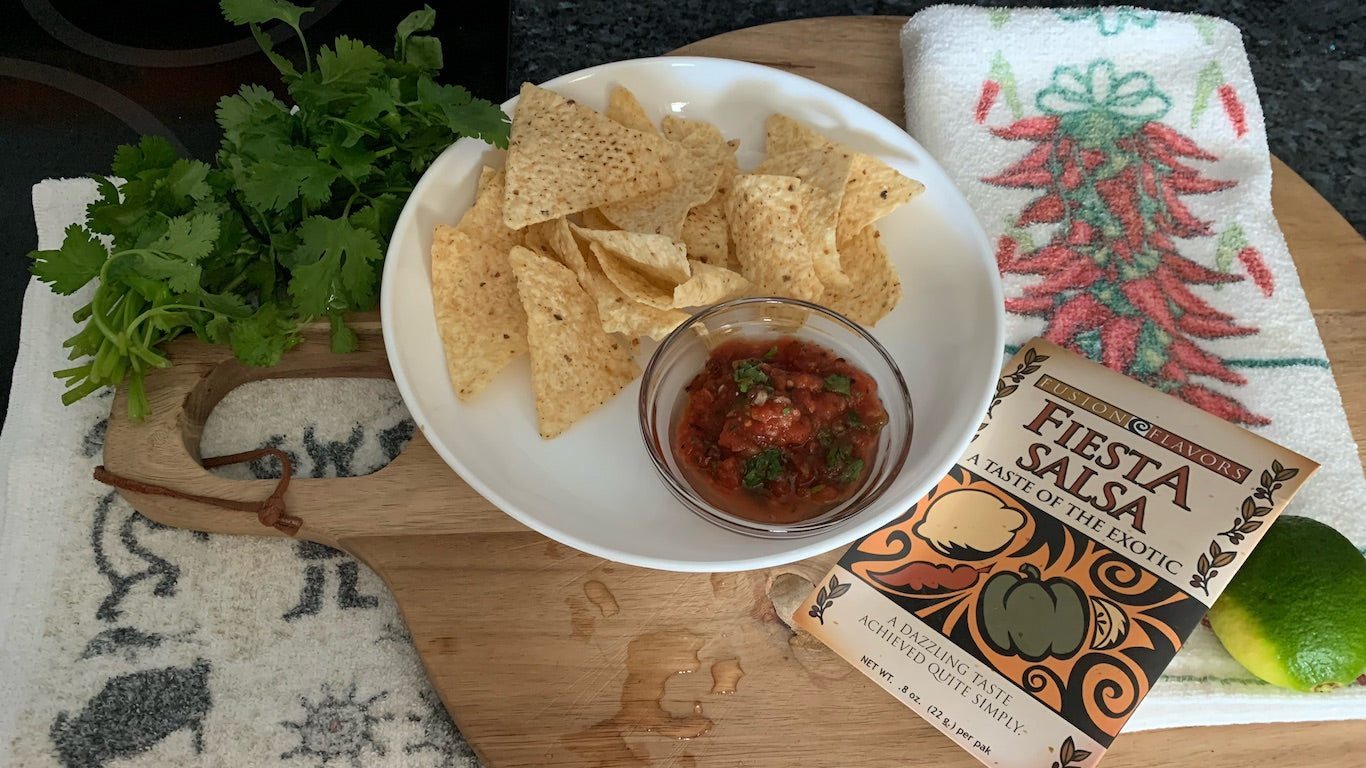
[{"x1": 199, "y1": 378, "x2": 413, "y2": 481}]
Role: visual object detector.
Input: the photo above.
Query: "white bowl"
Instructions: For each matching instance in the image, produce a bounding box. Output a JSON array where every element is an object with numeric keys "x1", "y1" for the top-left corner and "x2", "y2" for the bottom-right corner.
[{"x1": 380, "y1": 56, "x2": 1004, "y2": 572}]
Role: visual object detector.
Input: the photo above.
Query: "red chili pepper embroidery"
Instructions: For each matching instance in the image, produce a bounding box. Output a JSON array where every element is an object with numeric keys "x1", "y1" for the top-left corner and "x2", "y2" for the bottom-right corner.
[
  {"x1": 976, "y1": 80, "x2": 1001, "y2": 124},
  {"x1": 1237, "y1": 247, "x2": 1274, "y2": 296},
  {"x1": 983, "y1": 62, "x2": 1270, "y2": 426},
  {"x1": 1218, "y1": 84, "x2": 1248, "y2": 138}
]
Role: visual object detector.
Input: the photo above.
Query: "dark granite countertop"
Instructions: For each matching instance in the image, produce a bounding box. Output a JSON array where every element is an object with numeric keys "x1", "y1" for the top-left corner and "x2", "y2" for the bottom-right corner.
[{"x1": 508, "y1": 0, "x2": 1365, "y2": 237}]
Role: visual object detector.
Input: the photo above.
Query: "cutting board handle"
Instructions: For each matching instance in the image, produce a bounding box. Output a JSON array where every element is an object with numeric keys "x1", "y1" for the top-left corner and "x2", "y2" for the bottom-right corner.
[{"x1": 100, "y1": 312, "x2": 526, "y2": 548}]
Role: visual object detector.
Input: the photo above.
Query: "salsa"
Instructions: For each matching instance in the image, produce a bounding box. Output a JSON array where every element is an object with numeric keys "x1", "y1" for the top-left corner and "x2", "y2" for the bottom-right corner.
[{"x1": 675, "y1": 336, "x2": 889, "y2": 525}]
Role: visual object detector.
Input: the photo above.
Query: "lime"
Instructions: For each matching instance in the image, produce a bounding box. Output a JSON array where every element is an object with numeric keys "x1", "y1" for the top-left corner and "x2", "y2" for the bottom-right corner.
[{"x1": 1208, "y1": 515, "x2": 1366, "y2": 692}]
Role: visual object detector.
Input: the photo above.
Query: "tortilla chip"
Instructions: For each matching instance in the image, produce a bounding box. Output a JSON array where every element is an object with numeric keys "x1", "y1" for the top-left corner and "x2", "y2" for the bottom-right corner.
[
  {"x1": 572, "y1": 226, "x2": 691, "y2": 285},
  {"x1": 525, "y1": 217, "x2": 592, "y2": 290},
  {"x1": 592, "y1": 270, "x2": 691, "y2": 340},
  {"x1": 431, "y1": 225, "x2": 528, "y2": 400},
  {"x1": 726, "y1": 174, "x2": 823, "y2": 302},
  {"x1": 503, "y1": 83, "x2": 676, "y2": 230},
  {"x1": 820, "y1": 224, "x2": 902, "y2": 327},
  {"x1": 508, "y1": 245, "x2": 641, "y2": 438},
  {"x1": 578, "y1": 208, "x2": 617, "y2": 230},
  {"x1": 457, "y1": 168, "x2": 522, "y2": 254},
  {"x1": 763, "y1": 114, "x2": 924, "y2": 243},
  {"x1": 663, "y1": 116, "x2": 740, "y2": 269},
  {"x1": 680, "y1": 200, "x2": 732, "y2": 268},
  {"x1": 755, "y1": 146, "x2": 854, "y2": 290},
  {"x1": 556, "y1": 234, "x2": 689, "y2": 340},
  {"x1": 660, "y1": 115, "x2": 729, "y2": 161},
  {"x1": 838, "y1": 153, "x2": 926, "y2": 242},
  {"x1": 765, "y1": 113, "x2": 828, "y2": 156},
  {"x1": 605, "y1": 86, "x2": 657, "y2": 134},
  {"x1": 598, "y1": 116, "x2": 724, "y2": 239},
  {"x1": 672, "y1": 260, "x2": 752, "y2": 308},
  {"x1": 587, "y1": 242, "x2": 677, "y2": 310}
]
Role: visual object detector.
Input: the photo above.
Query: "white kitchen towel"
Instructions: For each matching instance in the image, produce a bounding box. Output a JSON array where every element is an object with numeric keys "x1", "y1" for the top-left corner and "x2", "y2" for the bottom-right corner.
[
  {"x1": 901, "y1": 5, "x2": 1365, "y2": 730},
  {"x1": 0, "y1": 179, "x2": 477, "y2": 767}
]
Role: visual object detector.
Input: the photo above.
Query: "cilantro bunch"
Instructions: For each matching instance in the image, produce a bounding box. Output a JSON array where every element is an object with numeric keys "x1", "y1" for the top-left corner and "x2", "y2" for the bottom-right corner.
[{"x1": 27, "y1": 0, "x2": 509, "y2": 420}]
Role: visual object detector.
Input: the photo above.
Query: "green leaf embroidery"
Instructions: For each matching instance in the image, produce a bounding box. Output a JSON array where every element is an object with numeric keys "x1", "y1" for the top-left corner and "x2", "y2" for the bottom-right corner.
[{"x1": 1192, "y1": 60, "x2": 1223, "y2": 129}]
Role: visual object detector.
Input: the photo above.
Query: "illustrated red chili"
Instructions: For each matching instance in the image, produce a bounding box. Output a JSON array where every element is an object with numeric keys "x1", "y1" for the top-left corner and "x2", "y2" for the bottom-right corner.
[{"x1": 870, "y1": 561, "x2": 985, "y2": 593}]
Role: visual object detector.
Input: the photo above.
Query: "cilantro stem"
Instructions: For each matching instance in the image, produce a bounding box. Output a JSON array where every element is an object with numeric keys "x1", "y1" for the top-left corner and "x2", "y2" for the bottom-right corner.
[
  {"x1": 87, "y1": 284, "x2": 123, "y2": 352},
  {"x1": 60, "y1": 377, "x2": 105, "y2": 406},
  {"x1": 226, "y1": 189, "x2": 270, "y2": 246},
  {"x1": 222, "y1": 270, "x2": 250, "y2": 294},
  {"x1": 53, "y1": 363, "x2": 91, "y2": 380},
  {"x1": 282, "y1": 22, "x2": 312, "y2": 75},
  {"x1": 125, "y1": 303, "x2": 224, "y2": 341},
  {"x1": 128, "y1": 344, "x2": 167, "y2": 369},
  {"x1": 324, "y1": 116, "x2": 380, "y2": 139},
  {"x1": 127, "y1": 361, "x2": 148, "y2": 422}
]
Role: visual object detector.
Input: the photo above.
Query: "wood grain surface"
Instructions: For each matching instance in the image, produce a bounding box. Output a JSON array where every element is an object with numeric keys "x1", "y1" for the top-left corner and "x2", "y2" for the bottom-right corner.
[{"x1": 101, "y1": 16, "x2": 1365, "y2": 768}]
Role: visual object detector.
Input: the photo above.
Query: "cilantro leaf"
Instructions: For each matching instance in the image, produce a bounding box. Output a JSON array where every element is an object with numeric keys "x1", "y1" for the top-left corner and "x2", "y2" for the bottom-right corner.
[
  {"x1": 325, "y1": 139, "x2": 378, "y2": 180},
  {"x1": 395, "y1": 5, "x2": 436, "y2": 42},
  {"x1": 417, "y1": 77, "x2": 510, "y2": 148},
  {"x1": 733, "y1": 359, "x2": 769, "y2": 393},
  {"x1": 164, "y1": 159, "x2": 214, "y2": 203},
  {"x1": 743, "y1": 449, "x2": 786, "y2": 489},
  {"x1": 328, "y1": 313, "x2": 360, "y2": 353},
  {"x1": 196, "y1": 314, "x2": 234, "y2": 346},
  {"x1": 228, "y1": 304, "x2": 302, "y2": 367},
  {"x1": 288, "y1": 216, "x2": 381, "y2": 318},
  {"x1": 344, "y1": 86, "x2": 400, "y2": 129},
  {"x1": 30, "y1": 225, "x2": 108, "y2": 295},
  {"x1": 839, "y1": 459, "x2": 865, "y2": 486},
  {"x1": 216, "y1": 85, "x2": 291, "y2": 148},
  {"x1": 112, "y1": 136, "x2": 178, "y2": 179},
  {"x1": 151, "y1": 213, "x2": 220, "y2": 263},
  {"x1": 106, "y1": 256, "x2": 172, "y2": 303},
  {"x1": 248, "y1": 23, "x2": 299, "y2": 79},
  {"x1": 316, "y1": 37, "x2": 385, "y2": 90},
  {"x1": 198, "y1": 290, "x2": 252, "y2": 318},
  {"x1": 826, "y1": 442, "x2": 853, "y2": 470},
  {"x1": 135, "y1": 254, "x2": 202, "y2": 295},
  {"x1": 824, "y1": 374, "x2": 852, "y2": 396},
  {"x1": 219, "y1": 0, "x2": 311, "y2": 28},
  {"x1": 403, "y1": 36, "x2": 442, "y2": 71},
  {"x1": 236, "y1": 146, "x2": 340, "y2": 211},
  {"x1": 348, "y1": 193, "x2": 402, "y2": 242}
]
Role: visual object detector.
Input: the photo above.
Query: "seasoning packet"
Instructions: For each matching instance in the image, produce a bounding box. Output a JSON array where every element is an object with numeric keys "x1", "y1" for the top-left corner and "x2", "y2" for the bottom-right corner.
[{"x1": 793, "y1": 338, "x2": 1318, "y2": 768}]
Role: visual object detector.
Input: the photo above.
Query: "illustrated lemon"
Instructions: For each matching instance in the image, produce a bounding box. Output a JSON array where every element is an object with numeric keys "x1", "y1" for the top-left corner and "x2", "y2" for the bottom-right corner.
[{"x1": 1207, "y1": 515, "x2": 1366, "y2": 692}]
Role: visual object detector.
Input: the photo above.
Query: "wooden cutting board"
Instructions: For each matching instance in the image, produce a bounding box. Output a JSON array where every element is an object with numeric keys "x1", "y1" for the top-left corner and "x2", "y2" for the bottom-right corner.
[{"x1": 101, "y1": 16, "x2": 1365, "y2": 768}]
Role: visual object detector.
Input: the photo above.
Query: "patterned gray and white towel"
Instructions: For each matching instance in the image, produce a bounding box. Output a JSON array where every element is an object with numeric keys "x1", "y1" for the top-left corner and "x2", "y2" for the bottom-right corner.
[{"x1": 0, "y1": 180, "x2": 478, "y2": 767}]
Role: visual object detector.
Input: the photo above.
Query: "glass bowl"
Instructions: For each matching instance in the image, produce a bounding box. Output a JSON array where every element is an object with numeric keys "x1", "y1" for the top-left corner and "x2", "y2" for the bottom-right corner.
[{"x1": 639, "y1": 296, "x2": 914, "y2": 537}]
